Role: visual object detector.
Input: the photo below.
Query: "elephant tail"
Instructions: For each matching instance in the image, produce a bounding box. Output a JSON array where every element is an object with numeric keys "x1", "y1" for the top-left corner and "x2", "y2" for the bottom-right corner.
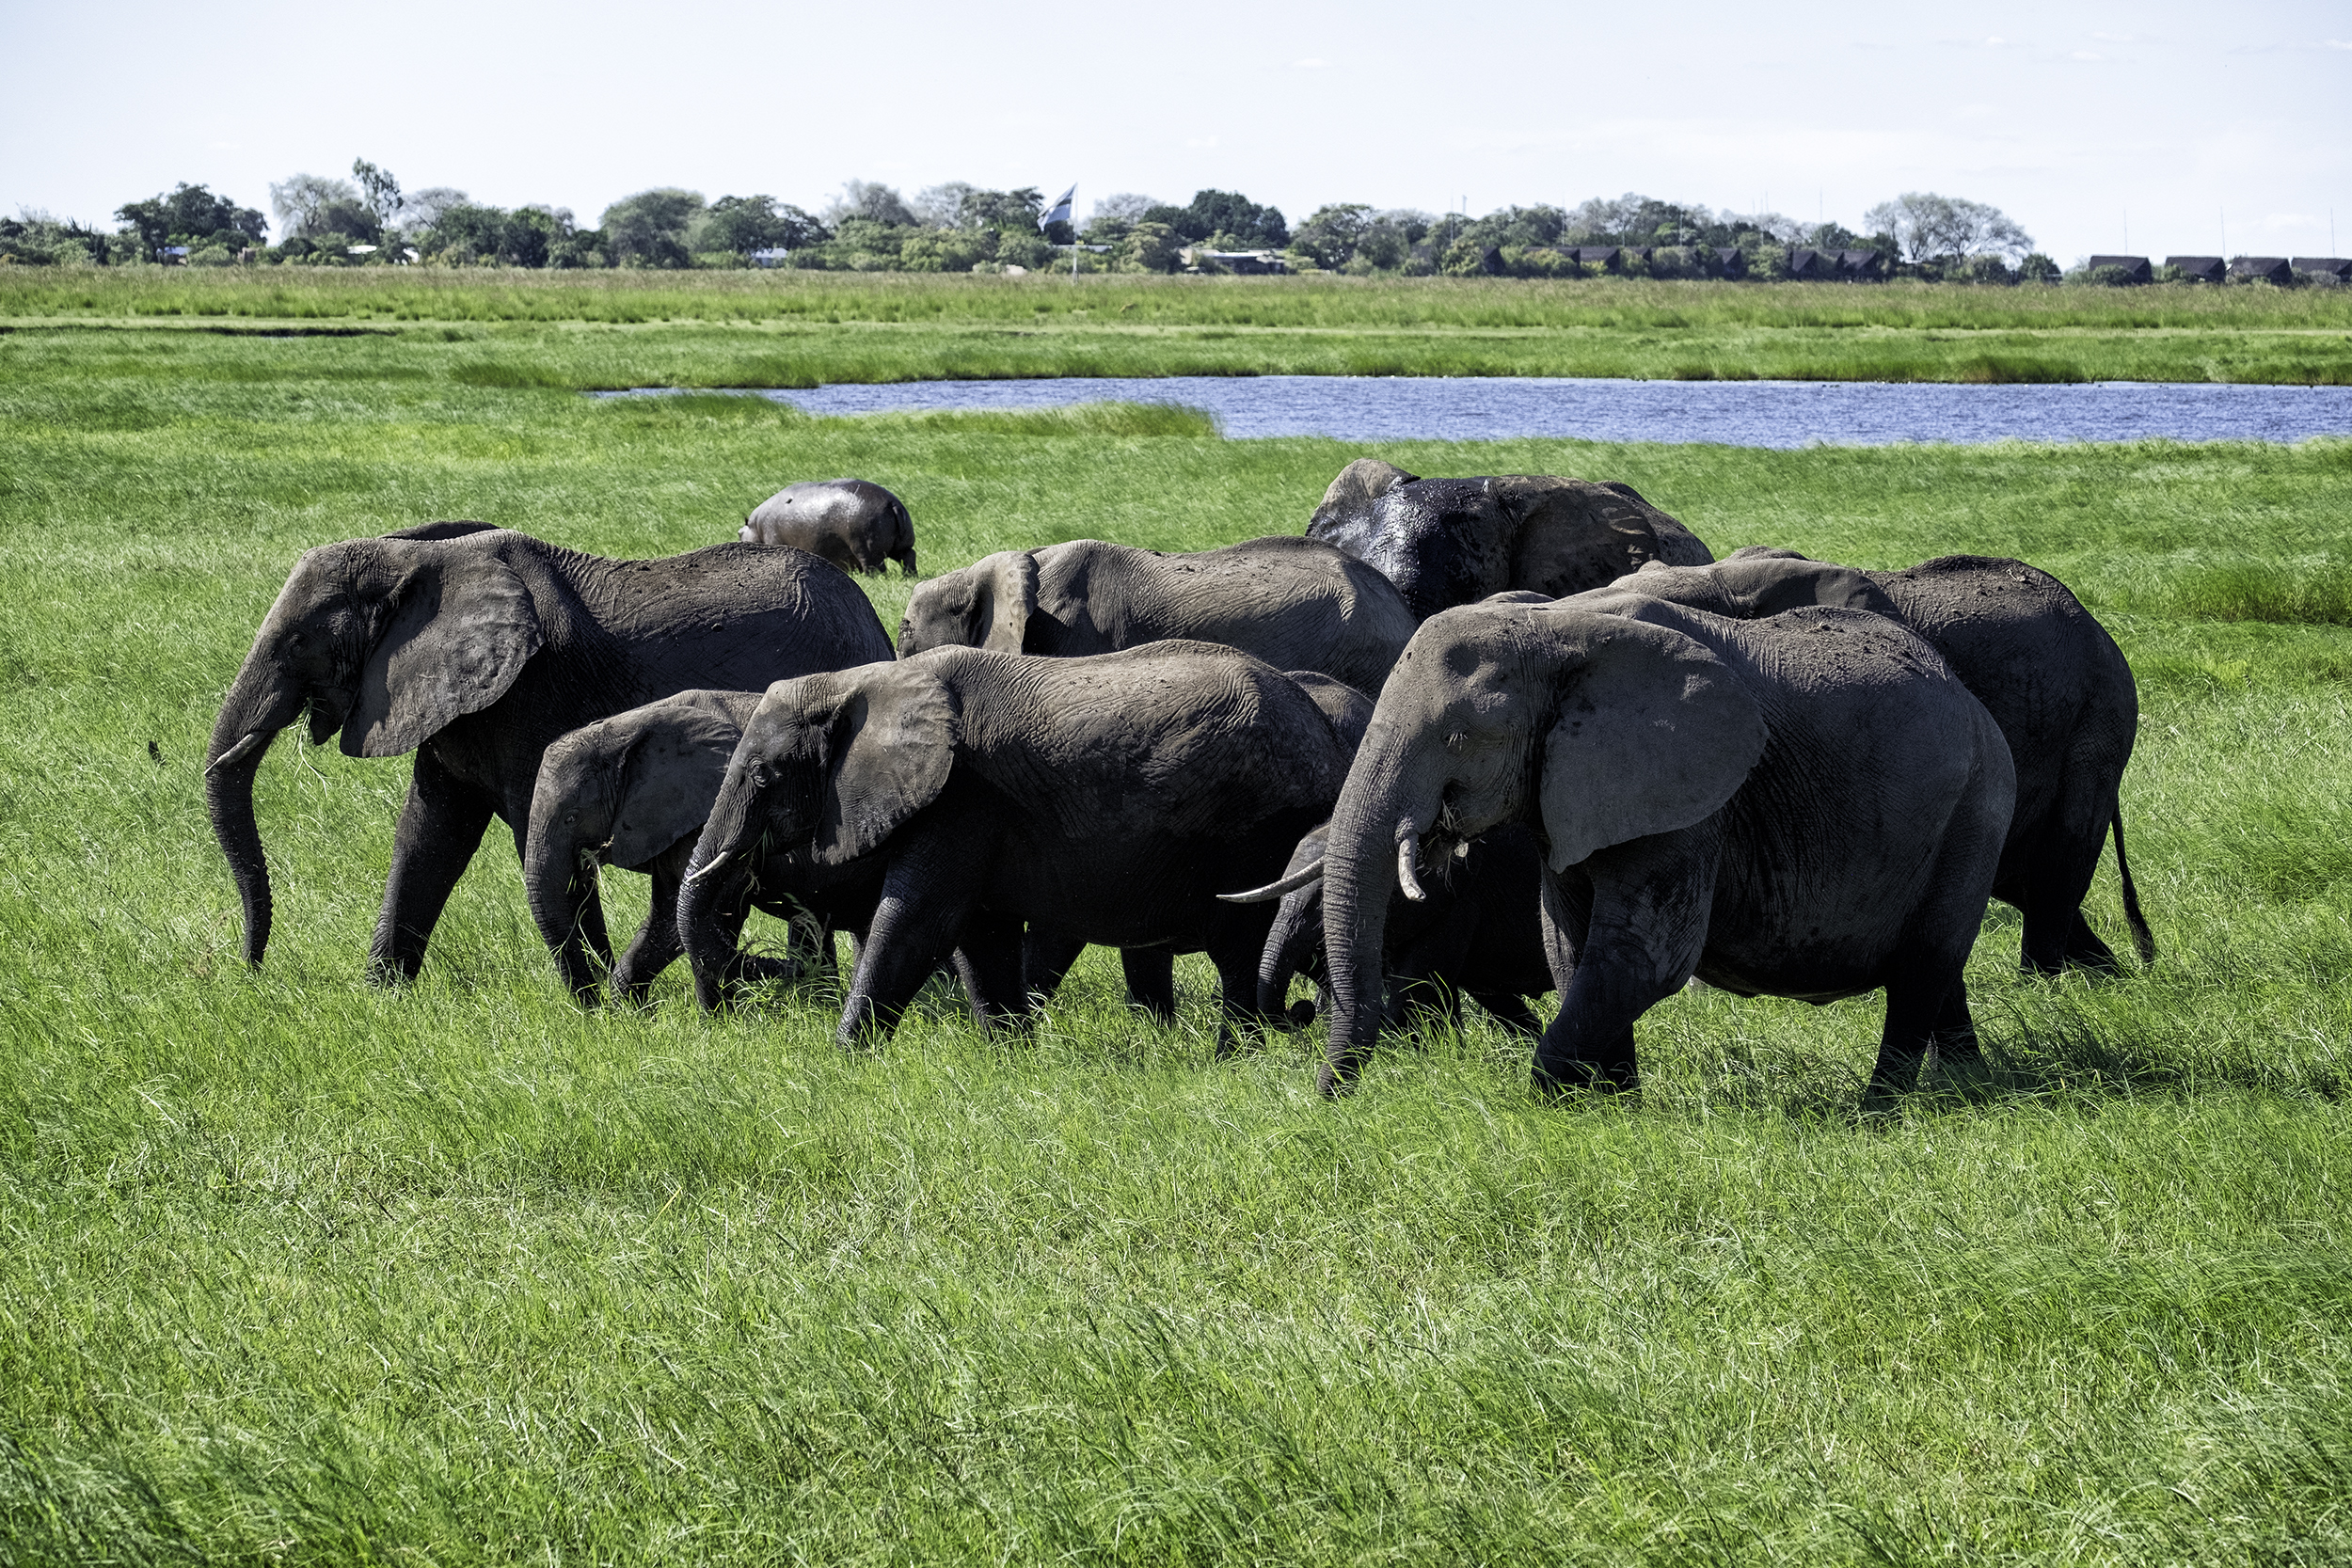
[{"x1": 2111, "y1": 793, "x2": 2155, "y2": 966}]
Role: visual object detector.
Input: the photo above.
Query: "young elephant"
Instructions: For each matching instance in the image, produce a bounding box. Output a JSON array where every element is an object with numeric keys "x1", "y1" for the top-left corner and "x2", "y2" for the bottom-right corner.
[
  {"x1": 1619, "y1": 548, "x2": 2153, "y2": 974},
  {"x1": 676, "y1": 641, "x2": 1361, "y2": 1050},
  {"x1": 1232, "y1": 820, "x2": 1552, "y2": 1036},
  {"x1": 1315, "y1": 596, "x2": 2015, "y2": 1101},
  {"x1": 524, "y1": 689, "x2": 866, "y2": 1003},
  {"x1": 741, "y1": 479, "x2": 916, "y2": 577},
  {"x1": 894, "y1": 535, "x2": 1416, "y2": 695},
  {"x1": 1304, "y1": 458, "x2": 1715, "y2": 620},
  {"x1": 204, "y1": 525, "x2": 895, "y2": 980}
]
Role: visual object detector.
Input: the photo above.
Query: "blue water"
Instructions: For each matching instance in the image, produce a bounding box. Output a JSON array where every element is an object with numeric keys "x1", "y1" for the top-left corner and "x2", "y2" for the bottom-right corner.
[{"x1": 608, "y1": 374, "x2": 2352, "y2": 448}]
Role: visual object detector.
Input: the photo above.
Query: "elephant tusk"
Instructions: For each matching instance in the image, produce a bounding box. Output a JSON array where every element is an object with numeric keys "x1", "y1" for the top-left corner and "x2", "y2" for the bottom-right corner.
[
  {"x1": 206, "y1": 731, "x2": 267, "y2": 773},
  {"x1": 1398, "y1": 836, "x2": 1427, "y2": 902},
  {"x1": 1216, "y1": 860, "x2": 1327, "y2": 904},
  {"x1": 683, "y1": 849, "x2": 733, "y2": 883}
]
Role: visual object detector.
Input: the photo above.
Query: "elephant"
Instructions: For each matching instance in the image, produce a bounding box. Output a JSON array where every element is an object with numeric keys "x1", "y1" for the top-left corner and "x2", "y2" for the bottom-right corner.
[
  {"x1": 1311, "y1": 594, "x2": 2015, "y2": 1101},
  {"x1": 1016, "y1": 668, "x2": 1375, "y2": 1019},
  {"x1": 546, "y1": 698, "x2": 1192, "y2": 1022},
  {"x1": 740, "y1": 478, "x2": 916, "y2": 577},
  {"x1": 675, "y1": 641, "x2": 1362, "y2": 1051},
  {"x1": 524, "y1": 689, "x2": 876, "y2": 1004},
  {"x1": 893, "y1": 535, "x2": 1417, "y2": 694},
  {"x1": 205, "y1": 524, "x2": 895, "y2": 979},
  {"x1": 1304, "y1": 458, "x2": 1715, "y2": 620},
  {"x1": 1613, "y1": 548, "x2": 2153, "y2": 974},
  {"x1": 1232, "y1": 819, "x2": 1552, "y2": 1037}
]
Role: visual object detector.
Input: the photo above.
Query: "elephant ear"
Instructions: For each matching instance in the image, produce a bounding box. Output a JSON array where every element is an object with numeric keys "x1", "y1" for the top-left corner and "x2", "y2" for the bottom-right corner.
[
  {"x1": 604, "y1": 707, "x2": 746, "y2": 869},
  {"x1": 1536, "y1": 615, "x2": 1766, "y2": 872},
  {"x1": 344, "y1": 551, "x2": 543, "y2": 757},
  {"x1": 815, "y1": 664, "x2": 960, "y2": 863},
  {"x1": 977, "y1": 550, "x2": 1038, "y2": 653}
]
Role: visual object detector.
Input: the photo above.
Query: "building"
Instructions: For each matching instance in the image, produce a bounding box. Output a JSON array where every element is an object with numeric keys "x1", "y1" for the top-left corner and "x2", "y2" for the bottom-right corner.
[
  {"x1": 2292, "y1": 257, "x2": 2351, "y2": 283},
  {"x1": 1712, "y1": 246, "x2": 1747, "y2": 279},
  {"x1": 748, "y1": 248, "x2": 791, "y2": 268},
  {"x1": 2167, "y1": 256, "x2": 2225, "y2": 283},
  {"x1": 2226, "y1": 256, "x2": 2292, "y2": 285},
  {"x1": 1568, "y1": 245, "x2": 1623, "y2": 272},
  {"x1": 2086, "y1": 255, "x2": 2153, "y2": 284},
  {"x1": 1788, "y1": 248, "x2": 1886, "y2": 281}
]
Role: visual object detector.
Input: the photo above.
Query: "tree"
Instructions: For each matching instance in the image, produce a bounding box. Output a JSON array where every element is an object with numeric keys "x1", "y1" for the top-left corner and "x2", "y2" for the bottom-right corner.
[
  {"x1": 1160, "y1": 189, "x2": 1287, "y2": 248},
  {"x1": 400, "y1": 186, "x2": 469, "y2": 234},
  {"x1": 1121, "y1": 222, "x2": 1184, "y2": 274},
  {"x1": 1289, "y1": 203, "x2": 1372, "y2": 269},
  {"x1": 117, "y1": 183, "x2": 267, "y2": 251},
  {"x1": 1864, "y1": 193, "x2": 2032, "y2": 264},
  {"x1": 270, "y1": 173, "x2": 370, "y2": 241},
  {"x1": 600, "y1": 188, "x2": 704, "y2": 267},
  {"x1": 351, "y1": 159, "x2": 403, "y2": 230},
  {"x1": 824, "y1": 181, "x2": 916, "y2": 228}
]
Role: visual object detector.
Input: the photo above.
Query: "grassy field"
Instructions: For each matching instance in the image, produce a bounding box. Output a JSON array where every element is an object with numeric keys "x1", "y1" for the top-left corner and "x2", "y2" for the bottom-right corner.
[
  {"x1": 3, "y1": 322, "x2": 2351, "y2": 1563},
  {"x1": 7, "y1": 267, "x2": 2352, "y2": 386}
]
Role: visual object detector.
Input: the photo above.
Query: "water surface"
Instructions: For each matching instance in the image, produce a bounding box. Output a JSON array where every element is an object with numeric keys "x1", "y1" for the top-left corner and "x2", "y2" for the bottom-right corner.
[{"x1": 639, "y1": 374, "x2": 2352, "y2": 447}]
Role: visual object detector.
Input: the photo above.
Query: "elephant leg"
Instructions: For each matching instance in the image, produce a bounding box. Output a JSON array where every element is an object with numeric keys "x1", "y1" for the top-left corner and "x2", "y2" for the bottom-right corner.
[
  {"x1": 1120, "y1": 947, "x2": 1177, "y2": 1022},
  {"x1": 1470, "y1": 989, "x2": 1545, "y2": 1038},
  {"x1": 837, "y1": 824, "x2": 989, "y2": 1048},
  {"x1": 1205, "y1": 910, "x2": 1279, "y2": 1057},
  {"x1": 1867, "y1": 968, "x2": 1980, "y2": 1101},
  {"x1": 954, "y1": 913, "x2": 1033, "y2": 1030},
  {"x1": 1531, "y1": 834, "x2": 1714, "y2": 1096},
  {"x1": 1022, "y1": 927, "x2": 1087, "y2": 1006},
  {"x1": 369, "y1": 749, "x2": 498, "y2": 984},
  {"x1": 612, "y1": 864, "x2": 690, "y2": 1003}
]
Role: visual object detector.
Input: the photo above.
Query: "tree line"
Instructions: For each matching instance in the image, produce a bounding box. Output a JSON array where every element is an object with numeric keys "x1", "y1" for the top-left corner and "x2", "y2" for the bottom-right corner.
[{"x1": 0, "y1": 161, "x2": 2308, "y2": 285}]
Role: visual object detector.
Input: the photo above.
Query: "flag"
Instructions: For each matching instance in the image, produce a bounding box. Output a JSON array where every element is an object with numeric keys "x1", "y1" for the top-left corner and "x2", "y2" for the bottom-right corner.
[{"x1": 1040, "y1": 185, "x2": 1075, "y2": 230}]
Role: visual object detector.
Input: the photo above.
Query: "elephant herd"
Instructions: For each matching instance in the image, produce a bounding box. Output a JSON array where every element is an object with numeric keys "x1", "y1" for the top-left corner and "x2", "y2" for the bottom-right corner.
[{"x1": 205, "y1": 461, "x2": 2152, "y2": 1101}]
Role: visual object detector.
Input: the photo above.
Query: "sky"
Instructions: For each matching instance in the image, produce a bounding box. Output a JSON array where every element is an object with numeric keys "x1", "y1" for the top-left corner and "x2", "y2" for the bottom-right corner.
[{"x1": 4, "y1": 0, "x2": 2347, "y2": 262}]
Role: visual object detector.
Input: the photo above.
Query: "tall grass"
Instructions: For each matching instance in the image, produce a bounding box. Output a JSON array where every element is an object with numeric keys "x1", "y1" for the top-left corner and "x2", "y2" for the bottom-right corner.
[
  {"x1": 2, "y1": 327, "x2": 2351, "y2": 1562},
  {"x1": 6, "y1": 270, "x2": 2349, "y2": 385}
]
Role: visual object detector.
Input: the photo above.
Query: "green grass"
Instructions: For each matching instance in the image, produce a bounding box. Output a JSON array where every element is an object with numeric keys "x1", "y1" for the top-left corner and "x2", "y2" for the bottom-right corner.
[
  {"x1": 4, "y1": 325, "x2": 2352, "y2": 1562},
  {"x1": 7, "y1": 267, "x2": 2352, "y2": 385}
]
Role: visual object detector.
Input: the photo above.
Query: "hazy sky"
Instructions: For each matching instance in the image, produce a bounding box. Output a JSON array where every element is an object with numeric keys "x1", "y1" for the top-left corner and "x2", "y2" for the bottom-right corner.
[{"x1": 5, "y1": 0, "x2": 2347, "y2": 261}]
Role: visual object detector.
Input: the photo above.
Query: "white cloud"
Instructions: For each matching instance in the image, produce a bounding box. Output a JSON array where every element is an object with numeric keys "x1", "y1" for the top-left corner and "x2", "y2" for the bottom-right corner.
[
  {"x1": 2071, "y1": 51, "x2": 2102, "y2": 61},
  {"x1": 1295, "y1": 56, "x2": 1326, "y2": 69}
]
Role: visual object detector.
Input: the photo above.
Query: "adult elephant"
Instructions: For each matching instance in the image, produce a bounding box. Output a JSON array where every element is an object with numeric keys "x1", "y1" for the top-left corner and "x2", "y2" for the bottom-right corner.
[
  {"x1": 675, "y1": 642, "x2": 1360, "y2": 1051},
  {"x1": 1232, "y1": 820, "x2": 1551, "y2": 1037},
  {"x1": 1617, "y1": 548, "x2": 2153, "y2": 974},
  {"x1": 1304, "y1": 458, "x2": 1715, "y2": 620},
  {"x1": 740, "y1": 478, "x2": 916, "y2": 578},
  {"x1": 894, "y1": 535, "x2": 1416, "y2": 694},
  {"x1": 204, "y1": 524, "x2": 894, "y2": 979},
  {"x1": 1312, "y1": 595, "x2": 2014, "y2": 1101}
]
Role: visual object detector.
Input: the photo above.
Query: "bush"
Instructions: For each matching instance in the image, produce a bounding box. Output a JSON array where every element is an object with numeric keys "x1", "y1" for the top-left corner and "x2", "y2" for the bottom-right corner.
[
  {"x1": 898, "y1": 229, "x2": 995, "y2": 273},
  {"x1": 2070, "y1": 263, "x2": 2138, "y2": 288},
  {"x1": 2018, "y1": 252, "x2": 2060, "y2": 283},
  {"x1": 187, "y1": 245, "x2": 237, "y2": 267}
]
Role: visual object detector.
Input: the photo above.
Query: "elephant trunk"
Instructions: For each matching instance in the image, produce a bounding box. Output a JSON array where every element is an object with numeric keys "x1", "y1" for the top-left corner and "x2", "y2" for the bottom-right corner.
[
  {"x1": 204, "y1": 662, "x2": 307, "y2": 968},
  {"x1": 1317, "y1": 743, "x2": 1444, "y2": 1093},
  {"x1": 676, "y1": 779, "x2": 765, "y2": 1011},
  {"x1": 1257, "y1": 881, "x2": 1329, "y2": 1023},
  {"x1": 522, "y1": 822, "x2": 603, "y2": 1003}
]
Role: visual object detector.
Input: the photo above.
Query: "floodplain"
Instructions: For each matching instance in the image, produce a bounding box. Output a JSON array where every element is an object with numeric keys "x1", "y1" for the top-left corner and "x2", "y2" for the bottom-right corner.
[{"x1": 2, "y1": 293, "x2": 2349, "y2": 1563}]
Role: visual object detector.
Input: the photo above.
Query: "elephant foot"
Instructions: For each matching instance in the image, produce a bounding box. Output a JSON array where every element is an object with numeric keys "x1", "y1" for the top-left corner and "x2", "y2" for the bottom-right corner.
[{"x1": 1531, "y1": 1062, "x2": 1638, "y2": 1100}]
